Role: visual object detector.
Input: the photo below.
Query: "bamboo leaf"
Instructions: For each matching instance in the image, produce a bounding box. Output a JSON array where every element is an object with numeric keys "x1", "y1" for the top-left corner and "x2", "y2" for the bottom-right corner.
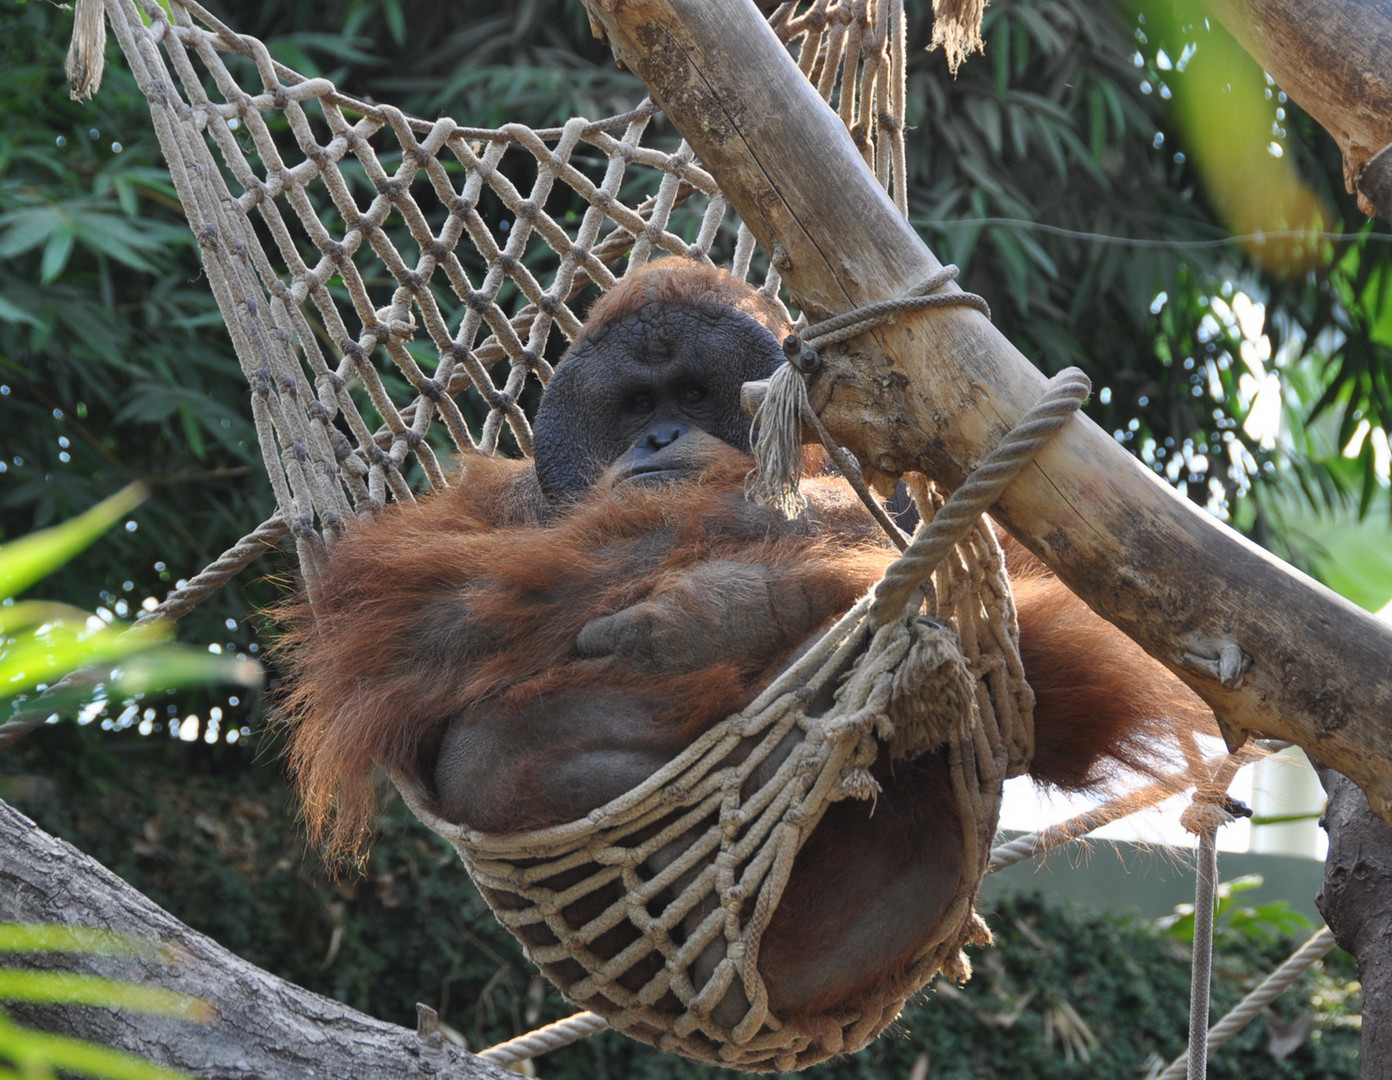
[
  {"x1": 0, "y1": 486, "x2": 147, "y2": 602},
  {"x1": 0, "y1": 971, "x2": 212, "y2": 1022},
  {"x1": 0, "y1": 1012, "x2": 194, "y2": 1080}
]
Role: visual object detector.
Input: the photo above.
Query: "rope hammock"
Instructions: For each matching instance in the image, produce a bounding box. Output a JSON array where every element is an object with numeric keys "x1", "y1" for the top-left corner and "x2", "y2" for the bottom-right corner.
[{"x1": 61, "y1": 0, "x2": 1339, "y2": 1072}]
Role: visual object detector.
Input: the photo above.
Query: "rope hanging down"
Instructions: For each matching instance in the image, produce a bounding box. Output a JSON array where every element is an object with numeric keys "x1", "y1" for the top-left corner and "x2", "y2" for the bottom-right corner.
[{"x1": 746, "y1": 264, "x2": 990, "y2": 524}]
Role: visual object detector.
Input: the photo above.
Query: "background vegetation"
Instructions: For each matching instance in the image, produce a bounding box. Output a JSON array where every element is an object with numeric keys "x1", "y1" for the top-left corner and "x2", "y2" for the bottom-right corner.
[{"x1": 2, "y1": 0, "x2": 1386, "y2": 1075}]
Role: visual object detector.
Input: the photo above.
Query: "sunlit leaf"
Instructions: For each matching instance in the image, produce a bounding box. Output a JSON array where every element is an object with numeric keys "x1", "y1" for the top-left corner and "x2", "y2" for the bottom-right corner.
[
  {"x1": 0, "y1": 1012, "x2": 193, "y2": 1080},
  {"x1": 110, "y1": 649, "x2": 262, "y2": 696},
  {"x1": 0, "y1": 486, "x2": 146, "y2": 602},
  {"x1": 0, "y1": 971, "x2": 211, "y2": 1021},
  {"x1": 0, "y1": 621, "x2": 166, "y2": 698},
  {"x1": 0, "y1": 925, "x2": 149, "y2": 957}
]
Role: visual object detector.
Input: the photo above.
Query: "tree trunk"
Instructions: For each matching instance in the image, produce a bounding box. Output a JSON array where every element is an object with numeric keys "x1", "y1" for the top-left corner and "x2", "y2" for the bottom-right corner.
[
  {"x1": 1315, "y1": 764, "x2": 1392, "y2": 1078},
  {"x1": 1199, "y1": 0, "x2": 1392, "y2": 219},
  {"x1": 0, "y1": 801, "x2": 511, "y2": 1080},
  {"x1": 579, "y1": 0, "x2": 1392, "y2": 818}
]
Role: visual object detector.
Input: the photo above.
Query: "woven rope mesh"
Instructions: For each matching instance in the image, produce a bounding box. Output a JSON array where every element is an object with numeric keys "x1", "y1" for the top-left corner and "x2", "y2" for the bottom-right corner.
[
  {"x1": 96, "y1": 0, "x2": 1031, "y2": 1068},
  {"x1": 400, "y1": 483, "x2": 1030, "y2": 1070},
  {"x1": 101, "y1": 0, "x2": 911, "y2": 592}
]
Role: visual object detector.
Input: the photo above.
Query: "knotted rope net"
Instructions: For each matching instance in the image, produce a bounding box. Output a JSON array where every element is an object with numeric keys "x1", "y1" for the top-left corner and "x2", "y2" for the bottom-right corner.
[
  {"x1": 68, "y1": 0, "x2": 1101, "y2": 1069},
  {"x1": 71, "y1": 0, "x2": 943, "y2": 597},
  {"x1": 396, "y1": 369, "x2": 1088, "y2": 1069}
]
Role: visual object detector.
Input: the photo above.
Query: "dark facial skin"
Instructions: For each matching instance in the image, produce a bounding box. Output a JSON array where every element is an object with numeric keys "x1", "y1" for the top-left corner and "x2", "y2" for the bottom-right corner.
[{"x1": 532, "y1": 301, "x2": 786, "y2": 500}]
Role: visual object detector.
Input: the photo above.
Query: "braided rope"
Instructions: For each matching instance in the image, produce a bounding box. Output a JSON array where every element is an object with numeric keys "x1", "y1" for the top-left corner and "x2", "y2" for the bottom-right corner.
[
  {"x1": 1176, "y1": 750, "x2": 1253, "y2": 1080},
  {"x1": 1185, "y1": 822, "x2": 1222, "y2": 1080},
  {"x1": 1154, "y1": 927, "x2": 1339, "y2": 1080},
  {"x1": 869, "y1": 368, "x2": 1091, "y2": 626},
  {"x1": 132, "y1": 516, "x2": 289, "y2": 626},
  {"x1": 478, "y1": 1010, "x2": 610, "y2": 1065}
]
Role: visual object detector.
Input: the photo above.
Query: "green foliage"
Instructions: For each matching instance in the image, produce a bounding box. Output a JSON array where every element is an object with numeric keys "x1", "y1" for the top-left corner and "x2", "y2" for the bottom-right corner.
[
  {"x1": 1159, "y1": 874, "x2": 1316, "y2": 947},
  {"x1": 0, "y1": 496, "x2": 252, "y2": 1079},
  {"x1": 0, "y1": 486, "x2": 259, "y2": 719},
  {"x1": 0, "y1": 0, "x2": 277, "y2": 742}
]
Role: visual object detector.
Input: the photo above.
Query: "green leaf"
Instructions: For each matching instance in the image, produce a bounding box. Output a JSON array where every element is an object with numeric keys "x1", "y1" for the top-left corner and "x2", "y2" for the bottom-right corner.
[
  {"x1": 109, "y1": 648, "x2": 262, "y2": 696},
  {"x1": 0, "y1": 205, "x2": 65, "y2": 259},
  {"x1": 0, "y1": 970, "x2": 211, "y2": 1021},
  {"x1": 66, "y1": 209, "x2": 166, "y2": 272},
  {"x1": 0, "y1": 295, "x2": 42, "y2": 328},
  {"x1": 382, "y1": 0, "x2": 406, "y2": 45},
  {"x1": 0, "y1": 621, "x2": 167, "y2": 699},
  {"x1": 0, "y1": 1011, "x2": 194, "y2": 1080},
  {"x1": 0, "y1": 600, "x2": 97, "y2": 636},
  {"x1": 39, "y1": 223, "x2": 75, "y2": 282},
  {"x1": 0, "y1": 486, "x2": 146, "y2": 602},
  {"x1": 0, "y1": 925, "x2": 147, "y2": 957}
]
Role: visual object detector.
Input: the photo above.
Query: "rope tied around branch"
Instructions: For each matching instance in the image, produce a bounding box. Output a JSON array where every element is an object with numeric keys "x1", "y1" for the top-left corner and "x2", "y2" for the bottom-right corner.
[
  {"x1": 747, "y1": 264, "x2": 991, "y2": 521},
  {"x1": 749, "y1": 272, "x2": 1091, "y2": 628}
]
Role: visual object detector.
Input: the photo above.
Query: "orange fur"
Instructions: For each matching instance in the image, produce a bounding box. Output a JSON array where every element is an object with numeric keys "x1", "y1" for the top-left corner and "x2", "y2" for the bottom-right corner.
[
  {"x1": 1006, "y1": 542, "x2": 1214, "y2": 790},
  {"x1": 277, "y1": 449, "x2": 888, "y2": 857},
  {"x1": 575, "y1": 259, "x2": 791, "y2": 346},
  {"x1": 277, "y1": 258, "x2": 1217, "y2": 1027}
]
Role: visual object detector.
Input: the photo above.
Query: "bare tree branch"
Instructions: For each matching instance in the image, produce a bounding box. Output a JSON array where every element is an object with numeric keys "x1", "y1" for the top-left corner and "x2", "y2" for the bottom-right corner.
[{"x1": 0, "y1": 800, "x2": 514, "y2": 1080}]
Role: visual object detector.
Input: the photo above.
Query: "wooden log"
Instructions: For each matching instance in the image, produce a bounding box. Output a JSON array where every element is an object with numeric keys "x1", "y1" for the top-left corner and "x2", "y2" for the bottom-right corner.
[
  {"x1": 580, "y1": 0, "x2": 1392, "y2": 818},
  {"x1": 0, "y1": 801, "x2": 514, "y2": 1080}
]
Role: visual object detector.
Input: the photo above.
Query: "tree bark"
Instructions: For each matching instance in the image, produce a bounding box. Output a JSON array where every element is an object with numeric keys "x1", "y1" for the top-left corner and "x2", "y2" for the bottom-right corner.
[
  {"x1": 0, "y1": 800, "x2": 512, "y2": 1080},
  {"x1": 1314, "y1": 764, "x2": 1392, "y2": 1078},
  {"x1": 1198, "y1": 0, "x2": 1392, "y2": 219},
  {"x1": 579, "y1": 0, "x2": 1392, "y2": 817}
]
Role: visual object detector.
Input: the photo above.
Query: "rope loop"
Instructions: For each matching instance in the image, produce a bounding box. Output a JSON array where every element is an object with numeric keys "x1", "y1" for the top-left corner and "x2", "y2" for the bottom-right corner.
[
  {"x1": 748, "y1": 266, "x2": 992, "y2": 534},
  {"x1": 870, "y1": 368, "x2": 1090, "y2": 626},
  {"x1": 798, "y1": 265, "x2": 990, "y2": 352}
]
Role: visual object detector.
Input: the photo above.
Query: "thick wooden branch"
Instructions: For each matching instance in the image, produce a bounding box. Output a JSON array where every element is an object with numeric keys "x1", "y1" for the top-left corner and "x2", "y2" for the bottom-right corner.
[
  {"x1": 1314, "y1": 763, "x2": 1392, "y2": 1073},
  {"x1": 1198, "y1": 0, "x2": 1392, "y2": 219},
  {"x1": 580, "y1": 0, "x2": 1392, "y2": 818},
  {"x1": 0, "y1": 800, "x2": 512, "y2": 1080}
]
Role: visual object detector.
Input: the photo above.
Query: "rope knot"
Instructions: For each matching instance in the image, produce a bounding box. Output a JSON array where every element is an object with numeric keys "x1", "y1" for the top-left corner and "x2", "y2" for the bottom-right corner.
[
  {"x1": 1180, "y1": 791, "x2": 1253, "y2": 836},
  {"x1": 748, "y1": 267, "x2": 997, "y2": 531}
]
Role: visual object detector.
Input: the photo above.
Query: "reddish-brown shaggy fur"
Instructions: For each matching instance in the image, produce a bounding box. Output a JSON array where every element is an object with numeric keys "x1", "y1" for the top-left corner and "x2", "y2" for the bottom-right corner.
[
  {"x1": 278, "y1": 450, "x2": 891, "y2": 857},
  {"x1": 277, "y1": 258, "x2": 1216, "y2": 1027},
  {"x1": 280, "y1": 443, "x2": 1212, "y2": 860}
]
